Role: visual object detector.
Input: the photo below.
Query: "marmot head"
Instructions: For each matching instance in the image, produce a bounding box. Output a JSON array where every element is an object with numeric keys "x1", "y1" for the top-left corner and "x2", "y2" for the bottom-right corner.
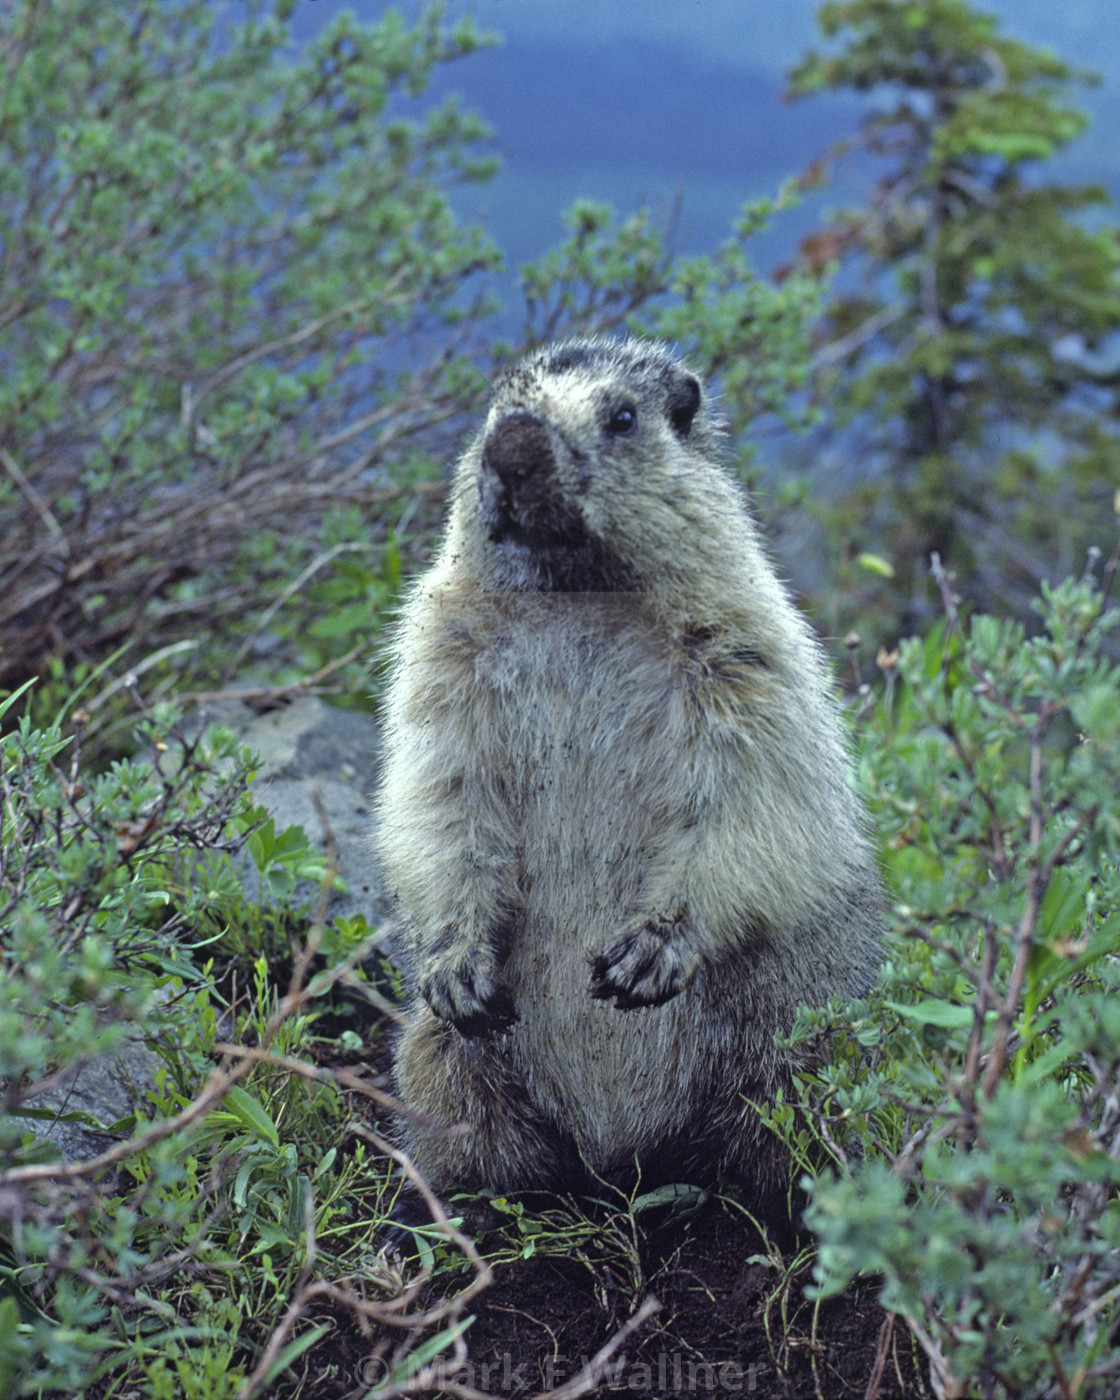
[{"x1": 448, "y1": 338, "x2": 741, "y2": 594}]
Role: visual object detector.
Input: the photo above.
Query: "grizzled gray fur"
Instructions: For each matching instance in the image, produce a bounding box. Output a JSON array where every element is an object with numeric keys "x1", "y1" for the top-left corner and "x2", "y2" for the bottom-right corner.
[{"x1": 375, "y1": 337, "x2": 882, "y2": 1200}]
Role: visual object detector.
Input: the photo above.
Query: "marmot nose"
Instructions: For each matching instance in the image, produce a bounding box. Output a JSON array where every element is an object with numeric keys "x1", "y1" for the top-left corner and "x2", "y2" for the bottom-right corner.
[{"x1": 482, "y1": 412, "x2": 555, "y2": 485}]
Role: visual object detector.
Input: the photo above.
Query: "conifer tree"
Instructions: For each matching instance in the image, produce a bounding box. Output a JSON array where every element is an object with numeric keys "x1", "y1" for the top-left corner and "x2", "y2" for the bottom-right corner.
[{"x1": 791, "y1": 0, "x2": 1120, "y2": 632}]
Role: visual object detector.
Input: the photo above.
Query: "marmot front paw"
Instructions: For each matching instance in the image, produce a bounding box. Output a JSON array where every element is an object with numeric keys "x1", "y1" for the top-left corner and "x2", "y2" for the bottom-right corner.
[
  {"x1": 589, "y1": 910, "x2": 701, "y2": 1010},
  {"x1": 420, "y1": 950, "x2": 517, "y2": 1038}
]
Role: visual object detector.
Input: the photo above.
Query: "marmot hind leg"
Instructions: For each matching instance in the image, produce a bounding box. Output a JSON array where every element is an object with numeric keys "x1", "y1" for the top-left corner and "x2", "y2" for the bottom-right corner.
[{"x1": 393, "y1": 1006, "x2": 576, "y2": 1193}]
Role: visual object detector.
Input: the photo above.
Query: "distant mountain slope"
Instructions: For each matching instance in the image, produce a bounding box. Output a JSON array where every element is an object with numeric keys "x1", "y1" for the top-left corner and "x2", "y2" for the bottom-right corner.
[
  {"x1": 433, "y1": 32, "x2": 1117, "y2": 189},
  {"x1": 287, "y1": 3, "x2": 1120, "y2": 273},
  {"x1": 429, "y1": 38, "x2": 862, "y2": 183},
  {"x1": 464, "y1": 0, "x2": 1118, "y2": 76},
  {"x1": 426, "y1": 31, "x2": 1118, "y2": 270}
]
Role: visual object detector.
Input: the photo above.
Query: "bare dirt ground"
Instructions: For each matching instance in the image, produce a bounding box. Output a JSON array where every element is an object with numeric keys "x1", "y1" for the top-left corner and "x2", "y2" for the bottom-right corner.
[
  {"x1": 301, "y1": 1190, "x2": 929, "y2": 1399},
  {"x1": 267, "y1": 997, "x2": 928, "y2": 1400},
  {"x1": 448, "y1": 1201, "x2": 925, "y2": 1399}
]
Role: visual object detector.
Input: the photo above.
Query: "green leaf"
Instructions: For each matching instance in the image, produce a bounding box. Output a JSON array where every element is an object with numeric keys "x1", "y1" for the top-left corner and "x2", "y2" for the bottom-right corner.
[
  {"x1": 220, "y1": 1085, "x2": 279, "y2": 1149},
  {"x1": 373, "y1": 1316, "x2": 475, "y2": 1393},
  {"x1": 258, "y1": 1323, "x2": 331, "y2": 1390},
  {"x1": 1036, "y1": 868, "x2": 1092, "y2": 942},
  {"x1": 630, "y1": 1183, "x2": 708, "y2": 1213},
  {"x1": 857, "y1": 552, "x2": 895, "y2": 578},
  {"x1": 0, "y1": 676, "x2": 38, "y2": 724},
  {"x1": 0, "y1": 1295, "x2": 24, "y2": 1395},
  {"x1": 884, "y1": 999, "x2": 977, "y2": 1030}
]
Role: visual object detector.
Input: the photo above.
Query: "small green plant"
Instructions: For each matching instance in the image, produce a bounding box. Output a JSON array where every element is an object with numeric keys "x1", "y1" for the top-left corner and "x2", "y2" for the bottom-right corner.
[
  {"x1": 0, "y1": 695, "x2": 254, "y2": 1151},
  {"x1": 133, "y1": 1291, "x2": 248, "y2": 1400},
  {"x1": 0, "y1": 695, "x2": 256, "y2": 1392},
  {"x1": 768, "y1": 540, "x2": 1120, "y2": 1398}
]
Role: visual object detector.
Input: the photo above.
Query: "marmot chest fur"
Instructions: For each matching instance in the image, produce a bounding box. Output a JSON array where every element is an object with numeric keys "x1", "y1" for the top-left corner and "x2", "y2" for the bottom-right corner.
[{"x1": 375, "y1": 337, "x2": 881, "y2": 1198}]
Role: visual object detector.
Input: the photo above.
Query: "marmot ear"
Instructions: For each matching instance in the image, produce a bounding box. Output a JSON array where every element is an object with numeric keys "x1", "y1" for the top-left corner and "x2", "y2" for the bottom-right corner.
[{"x1": 666, "y1": 372, "x2": 702, "y2": 439}]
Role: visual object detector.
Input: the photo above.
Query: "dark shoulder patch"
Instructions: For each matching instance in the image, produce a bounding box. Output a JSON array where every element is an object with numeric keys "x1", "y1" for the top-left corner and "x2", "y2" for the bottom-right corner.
[
  {"x1": 682, "y1": 624, "x2": 769, "y2": 675},
  {"x1": 730, "y1": 644, "x2": 767, "y2": 669}
]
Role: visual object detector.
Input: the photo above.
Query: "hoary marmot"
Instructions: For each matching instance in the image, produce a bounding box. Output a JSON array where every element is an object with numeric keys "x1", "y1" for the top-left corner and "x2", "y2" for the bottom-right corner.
[{"x1": 375, "y1": 337, "x2": 881, "y2": 1202}]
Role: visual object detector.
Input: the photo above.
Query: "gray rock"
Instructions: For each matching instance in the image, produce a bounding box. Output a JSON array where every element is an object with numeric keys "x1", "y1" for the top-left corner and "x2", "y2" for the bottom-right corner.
[
  {"x1": 189, "y1": 694, "x2": 391, "y2": 931},
  {"x1": 21, "y1": 1033, "x2": 161, "y2": 1173}
]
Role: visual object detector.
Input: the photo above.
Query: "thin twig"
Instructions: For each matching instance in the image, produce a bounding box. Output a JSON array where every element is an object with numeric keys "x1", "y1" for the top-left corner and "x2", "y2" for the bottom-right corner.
[
  {"x1": 0, "y1": 1059, "x2": 255, "y2": 1187},
  {"x1": 1, "y1": 448, "x2": 62, "y2": 537},
  {"x1": 175, "y1": 643, "x2": 368, "y2": 708},
  {"x1": 227, "y1": 542, "x2": 376, "y2": 673}
]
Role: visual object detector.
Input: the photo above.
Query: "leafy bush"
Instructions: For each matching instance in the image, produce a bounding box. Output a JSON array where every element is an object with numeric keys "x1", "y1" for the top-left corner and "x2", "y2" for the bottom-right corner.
[
  {"x1": 769, "y1": 537, "x2": 1120, "y2": 1398},
  {"x1": 0, "y1": 0, "x2": 498, "y2": 699},
  {"x1": 0, "y1": 686, "x2": 253, "y2": 1150}
]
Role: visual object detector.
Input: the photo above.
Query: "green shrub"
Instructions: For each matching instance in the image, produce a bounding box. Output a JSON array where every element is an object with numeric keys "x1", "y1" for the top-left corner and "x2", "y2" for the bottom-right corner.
[
  {"x1": 0, "y1": 0, "x2": 499, "y2": 701},
  {"x1": 769, "y1": 542, "x2": 1120, "y2": 1398},
  {"x1": 0, "y1": 688, "x2": 252, "y2": 1149},
  {"x1": 0, "y1": 692, "x2": 418, "y2": 1398},
  {"x1": 0, "y1": 0, "x2": 825, "y2": 728}
]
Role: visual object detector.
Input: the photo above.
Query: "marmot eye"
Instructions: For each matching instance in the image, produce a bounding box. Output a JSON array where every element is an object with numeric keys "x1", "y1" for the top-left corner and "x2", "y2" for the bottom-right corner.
[{"x1": 606, "y1": 403, "x2": 637, "y2": 436}]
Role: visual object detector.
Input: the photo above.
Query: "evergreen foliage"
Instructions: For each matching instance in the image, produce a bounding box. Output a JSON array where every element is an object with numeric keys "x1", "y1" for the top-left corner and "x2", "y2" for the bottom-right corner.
[{"x1": 791, "y1": 0, "x2": 1120, "y2": 633}]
